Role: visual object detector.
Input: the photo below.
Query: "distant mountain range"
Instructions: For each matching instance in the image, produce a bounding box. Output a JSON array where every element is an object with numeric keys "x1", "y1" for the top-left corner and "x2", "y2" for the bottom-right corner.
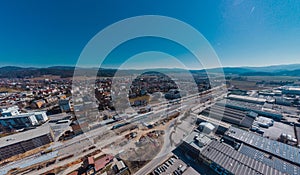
[
  {"x1": 0, "y1": 66, "x2": 75, "y2": 78},
  {"x1": 196, "y1": 64, "x2": 300, "y2": 77},
  {"x1": 0, "y1": 64, "x2": 300, "y2": 78},
  {"x1": 0, "y1": 66, "x2": 117, "y2": 78}
]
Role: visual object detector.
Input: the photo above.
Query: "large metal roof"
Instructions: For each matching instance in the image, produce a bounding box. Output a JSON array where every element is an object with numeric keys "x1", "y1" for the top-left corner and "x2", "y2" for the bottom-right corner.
[
  {"x1": 201, "y1": 140, "x2": 284, "y2": 175},
  {"x1": 0, "y1": 124, "x2": 52, "y2": 148},
  {"x1": 239, "y1": 144, "x2": 300, "y2": 175},
  {"x1": 225, "y1": 126, "x2": 300, "y2": 166}
]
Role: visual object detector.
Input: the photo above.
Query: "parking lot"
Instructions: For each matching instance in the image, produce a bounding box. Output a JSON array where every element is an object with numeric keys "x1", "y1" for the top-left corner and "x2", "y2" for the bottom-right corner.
[
  {"x1": 151, "y1": 155, "x2": 188, "y2": 175},
  {"x1": 257, "y1": 121, "x2": 295, "y2": 140}
]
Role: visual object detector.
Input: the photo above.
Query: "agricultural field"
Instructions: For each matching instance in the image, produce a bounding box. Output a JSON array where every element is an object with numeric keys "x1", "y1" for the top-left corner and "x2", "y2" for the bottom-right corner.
[{"x1": 228, "y1": 76, "x2": 300, "y2": 90}]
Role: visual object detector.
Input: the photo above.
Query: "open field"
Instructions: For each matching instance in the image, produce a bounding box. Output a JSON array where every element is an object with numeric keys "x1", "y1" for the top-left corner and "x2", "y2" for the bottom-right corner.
[
  {"x1": 228, "y1": 75, "x2": 300, "y2": 90},
  {"x1": 129, "y1": 95, "x2": 150, "y2": 103},
  {"x1": 0, "y1": 87, "x2": 22, "y2": 93},
  {"x1": 228, "y1": 80, "x2": 265, "y2": 90},
  {"x1": 246, "y1": 76, "x2": 300, "y2": 81},
  {"x1": 26, "y1": 75, "x2": 62, "y2": 80}
]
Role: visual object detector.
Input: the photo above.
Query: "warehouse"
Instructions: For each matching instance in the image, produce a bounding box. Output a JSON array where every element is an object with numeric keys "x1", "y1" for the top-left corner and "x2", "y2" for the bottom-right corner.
[
  {"x1": 178, "y1": 130, "x2": 212, "y2": 159},
  {"x1": 0, "y1": 111, "x2": 49, "y2": 130},
  {"x1": 239, "y1": 144, "x2": 300, "y2": 175},
  {"x1": 227, "y1": 94, "x2": 266, "y2": 104},
  {"x1": 0, "y1": 115, "x2": 39, "y2": 130},
  {"x1": 224, "y1": 127, "x2": 300, "y2": 166},
  {"x1": 200, "y1": 103, "x2": 255, "y2": 128},
  {"x1": 201, "y1": 140, "x2": 284, "y2": 175},
  {"x1": 282, "y1": 87, "x2": 300, "y2": 95},
  {"x1": 0, "y1": 124, "x2": 54, "y2": 161},
  {"x1": 219, "y1": 99, "x2": 283, "y2": 120},
  {"x1": 177, "y1": 129, "x2": 291, "y2": 175}
]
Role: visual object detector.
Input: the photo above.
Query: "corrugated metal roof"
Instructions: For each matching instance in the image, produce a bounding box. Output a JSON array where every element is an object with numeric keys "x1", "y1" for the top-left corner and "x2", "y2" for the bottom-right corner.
[
  {"x1": 225, "y1": 127, "x2": 300, "y2": 166},
  {"x1": 239, "y1": 144, "x2": 300, "y2": 175},
  {"x1": 201, "y1": 140, "x2": 281, "y2": 175},
  {"x1": 0, "y1": 124, "x2": 52, "y2": 148}
]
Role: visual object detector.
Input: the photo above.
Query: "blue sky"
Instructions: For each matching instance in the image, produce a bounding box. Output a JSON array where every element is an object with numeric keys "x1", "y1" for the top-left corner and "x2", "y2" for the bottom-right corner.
[{"x1": 0, "y1": 0, "x2": 299, "y2": 68}]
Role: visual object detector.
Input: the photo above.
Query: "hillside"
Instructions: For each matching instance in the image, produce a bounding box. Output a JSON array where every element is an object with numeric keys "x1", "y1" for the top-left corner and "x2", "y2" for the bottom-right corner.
[{"x1": 0, "y1": 64, "x2": 300, "y2": 78}]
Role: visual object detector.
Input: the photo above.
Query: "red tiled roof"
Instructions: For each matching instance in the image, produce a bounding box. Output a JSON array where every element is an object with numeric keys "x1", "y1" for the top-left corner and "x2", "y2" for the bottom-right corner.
[
  {"x1": 68, "y1": 171, "x2": 78, "y2": 175},
  {"x1": 88, "y1": 156, "x2": 95, "y2": 165},
  {"x1": 94, "y1": 155, "x2": 114, "y2": 171}
]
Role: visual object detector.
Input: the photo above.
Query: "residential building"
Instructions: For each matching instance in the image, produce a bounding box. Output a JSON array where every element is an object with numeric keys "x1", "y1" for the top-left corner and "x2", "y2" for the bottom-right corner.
[{"x1": 59, "y1": 99, "x2": 72, "y2": 112}]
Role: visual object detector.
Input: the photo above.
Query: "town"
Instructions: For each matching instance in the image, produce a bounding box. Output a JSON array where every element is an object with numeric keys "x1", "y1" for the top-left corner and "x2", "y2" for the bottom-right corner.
[{"x1": 0, "y1": 69, "x2": 300, "y2": 175}]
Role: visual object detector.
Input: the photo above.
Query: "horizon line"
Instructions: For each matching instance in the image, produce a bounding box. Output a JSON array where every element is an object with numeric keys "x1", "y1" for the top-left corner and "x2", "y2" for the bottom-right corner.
[{"x1": 1, "y1": 62, "x2": 300, "y2": 70}]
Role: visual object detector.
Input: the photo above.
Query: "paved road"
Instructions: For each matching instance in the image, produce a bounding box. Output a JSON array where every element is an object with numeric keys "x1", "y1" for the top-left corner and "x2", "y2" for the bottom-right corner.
[
  {"x1": 135, "y1": 153, "x2": 172, "y2": 175},
  {"x1": 3, "y1": 86, "x2": 227, "y2": 174},
  {"x1": 134, "y1": 90, "x2": 226, "y2": 175}
]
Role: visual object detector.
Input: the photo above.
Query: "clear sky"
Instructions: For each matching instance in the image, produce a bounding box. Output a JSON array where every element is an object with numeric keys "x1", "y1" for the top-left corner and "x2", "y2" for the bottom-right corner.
[{"x1": 0, "y1": 0, "x2": 300, "y2": 68}]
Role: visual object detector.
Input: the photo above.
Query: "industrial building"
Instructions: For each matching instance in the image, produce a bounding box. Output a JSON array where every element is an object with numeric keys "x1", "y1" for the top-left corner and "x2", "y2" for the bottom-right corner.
[
  {"x1": 178, "y1": 129, "x2": 289, "y2": 175},
  {"x1": 0, "y1": 111, "x2": 48, "y2": 130},
  {"x1": 0, "y1": 151, "x2": 58, "y2": 175},
  {"x1": 219, "y1": 99, "x2": 283, "y2": 120},
  {"x1": 274, "y1": 97, "x2": 293, "y2": 106},
  {"x1": 258, "y1": 89, "x2": 281, "y2": 96},
  {"x1": 224, "y1": 127, "x2": 300, "y2": 166},
  {"x1": 227, "y1": 94, "x2": 267, "y2": 104},
  {"x1": 0, "y1": 115, "x2": 38, "y2": 130},
  {"x1": 178, "y1": 130, "x2": 213, "y2": 159},
  {"x1": 238, "y1": 144, "x2": 300, "y2": 175},
  {"x1": 0, "y1": 105, "x2": 20, "y2": 117},
  {"x1": 201, "y1": 140, "x2": 285, "y2": 175},
  {"x1": 0, "y1": 124, "x2": 54, "y2": 161},
  {"x1": 200, "y1": 103, "x2": 255, "y2": 128},
  {"x1": 282, "y1": 87, "x2": 300, "y2": 95}
]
